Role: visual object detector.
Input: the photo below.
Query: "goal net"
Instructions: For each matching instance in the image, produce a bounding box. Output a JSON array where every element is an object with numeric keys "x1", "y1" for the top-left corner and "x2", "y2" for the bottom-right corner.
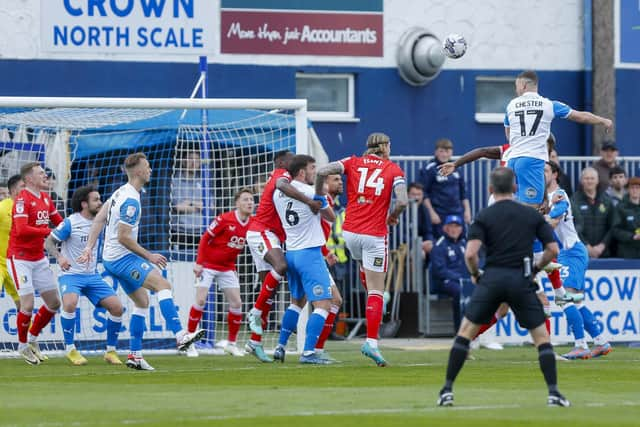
[{"x1": 0, "y1": 97, "x2": 309, "y2": 357}]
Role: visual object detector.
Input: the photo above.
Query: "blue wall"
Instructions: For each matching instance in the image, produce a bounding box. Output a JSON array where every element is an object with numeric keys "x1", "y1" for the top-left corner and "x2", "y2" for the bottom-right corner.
[
  {"x1": 1, "y1": 59, "x2": 629, "y2": 160},
  {"x1": 615, "y1": 69, "x2": 639, "y2": 157}
]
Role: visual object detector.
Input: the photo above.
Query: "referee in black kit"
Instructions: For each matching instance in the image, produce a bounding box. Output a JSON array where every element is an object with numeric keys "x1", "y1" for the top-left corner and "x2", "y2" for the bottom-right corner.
[{"x1": 436, "y1": 167, "x2": 570, "y2": 408}]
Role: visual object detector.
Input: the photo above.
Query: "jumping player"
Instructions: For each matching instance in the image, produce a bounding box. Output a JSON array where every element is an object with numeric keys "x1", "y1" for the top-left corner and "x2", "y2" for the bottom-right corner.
[{"x1": 316, "y1": 133, "x2": 408, "y2": 366}]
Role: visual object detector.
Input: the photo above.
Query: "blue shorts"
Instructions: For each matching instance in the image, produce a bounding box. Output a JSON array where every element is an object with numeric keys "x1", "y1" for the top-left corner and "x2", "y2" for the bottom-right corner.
[
  {"x1": 103, "y1": 254, "x2": 153, "y2": 295},
  {"x1": 558, "y1": 242, "x2": 588, "y2": 291},
  {"x1": 286, "y1": 247, "x2": 332, "y2": 302},
  {"x1": 507, "y1": 157, "x2": 545, "y2": 204},
  {"x1": 59, "y1": 273, "x2": 117, "y2": 307}
]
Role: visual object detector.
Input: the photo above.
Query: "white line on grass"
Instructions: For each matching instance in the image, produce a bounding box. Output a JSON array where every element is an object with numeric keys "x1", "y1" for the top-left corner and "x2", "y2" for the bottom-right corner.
[{"x1": 9, "y1": 400, "x2": 640, "y2": 427}]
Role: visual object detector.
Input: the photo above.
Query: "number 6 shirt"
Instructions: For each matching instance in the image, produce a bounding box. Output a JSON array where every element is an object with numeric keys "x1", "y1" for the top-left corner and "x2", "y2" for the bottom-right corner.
[
  {"x1": 274, "y1": 180, "x2": 325, "y2": 250},
  {"x1": 339, "y1": 155, "x2": 405, "y2": 237}
]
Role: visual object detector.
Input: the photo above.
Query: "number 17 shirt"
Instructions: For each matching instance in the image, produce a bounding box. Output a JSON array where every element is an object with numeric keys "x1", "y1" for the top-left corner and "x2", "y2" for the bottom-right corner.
[{"x1": 339, "y1": 155, "x2": 405, "y2": 237}]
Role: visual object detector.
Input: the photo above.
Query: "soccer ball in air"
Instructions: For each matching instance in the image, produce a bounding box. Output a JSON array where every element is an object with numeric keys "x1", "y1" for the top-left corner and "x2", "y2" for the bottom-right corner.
[{"x1": 442, "y1": 34, "x2": 467, "y2": 59}]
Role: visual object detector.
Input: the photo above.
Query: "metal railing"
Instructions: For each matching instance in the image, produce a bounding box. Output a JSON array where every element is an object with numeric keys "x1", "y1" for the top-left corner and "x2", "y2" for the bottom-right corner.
[{"x1": 338, "y1": 155, "x2": 640, "y2": 338}]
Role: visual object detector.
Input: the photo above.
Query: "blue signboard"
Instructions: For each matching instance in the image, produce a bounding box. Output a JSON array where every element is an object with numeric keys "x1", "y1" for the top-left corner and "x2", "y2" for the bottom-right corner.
[{"x1": 620, "y1": 0, "x2": 640, "y2": 64}]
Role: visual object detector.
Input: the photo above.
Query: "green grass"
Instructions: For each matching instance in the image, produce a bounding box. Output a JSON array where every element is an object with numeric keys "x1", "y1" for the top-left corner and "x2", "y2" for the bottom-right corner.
[{"x1": 1, "y1": 343, "x2": 638, "y2": 427}]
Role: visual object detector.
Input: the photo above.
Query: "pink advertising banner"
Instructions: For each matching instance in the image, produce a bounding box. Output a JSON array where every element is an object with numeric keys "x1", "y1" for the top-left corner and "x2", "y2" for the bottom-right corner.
[{"x1": 221, "y1": 11, "x2": 383, "y2": 56}]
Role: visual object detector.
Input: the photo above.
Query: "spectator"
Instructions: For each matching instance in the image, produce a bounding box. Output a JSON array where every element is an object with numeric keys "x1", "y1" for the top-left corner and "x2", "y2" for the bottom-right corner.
[
  {"x1": 407, "y1": 182, "x2": 434, "y2": 258},
  {"x1": 606, "y1": 166, "x2": 627, "y2": 207},
  {"x1": 592, "y1": 140, "x2": 621, "y2": 194},
  {"x1": 612, "y1": 176, "x2": 640, "y2": 258},
  {"x1": 430, "y1": 214, "x2": 469, "y2": 332},
  {"x1": 572, "y1": 167, "x2": 615, "y2": 258},
  {"x1": 548, "y1": 148, "x2": 573, "y2": 198},
  {"x1": 0, "y1": 183, "x2": 9, "y2": 201},
  {"x1": 45, "y1": 167, "x2": 66, "y2": 216},
  {"x1": 420, "y1": 138, "x2": 471, "y2": 239},
  {"x1": 170, "y1": 150, "x2": 214, "y2": 251}
]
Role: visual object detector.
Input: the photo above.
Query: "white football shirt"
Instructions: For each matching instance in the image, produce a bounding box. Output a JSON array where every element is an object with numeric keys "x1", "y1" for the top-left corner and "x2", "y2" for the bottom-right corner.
[
  {"x1": 274, "y1": 180, "x2": 325, "y2": 250},
  {"x1": 51, "y1": 213, "x2": 98, "y2": 275},
  {"x1": 103, "y1": 183, "x2": 141, "y2": 262},
  {"x1": 504, "y1": 92, "x2": 571, "y2": 161},
  {"x1": 548, "y1": 188, "x2": 580, "y2": 250}
]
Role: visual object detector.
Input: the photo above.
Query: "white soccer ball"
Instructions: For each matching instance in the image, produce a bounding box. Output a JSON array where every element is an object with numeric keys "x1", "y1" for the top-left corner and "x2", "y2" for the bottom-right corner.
[{"x1": 442, "y1": 34, "x2": 467, "y2": 59}]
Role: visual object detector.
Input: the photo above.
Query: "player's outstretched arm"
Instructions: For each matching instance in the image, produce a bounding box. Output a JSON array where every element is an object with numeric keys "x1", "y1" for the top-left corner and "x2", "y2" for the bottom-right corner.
[
  {"x1": 78, "y1": 202, "x2": 109, "y2": 264},
  {"x1": 438, "y1": 146, "x2": 501, "y2": 177},
  {"x1": 276, "y1": 177, "x2": 323, "y2": 214},
  {"x1": 315, "y1": 162, "x2": 345, "y2": 195},
  {"x1": 387, "y1": 182, "x2": 409, "y2": 225},
  {"x1": 567, "y1": 110, "x2": 613, "y2": 133}
]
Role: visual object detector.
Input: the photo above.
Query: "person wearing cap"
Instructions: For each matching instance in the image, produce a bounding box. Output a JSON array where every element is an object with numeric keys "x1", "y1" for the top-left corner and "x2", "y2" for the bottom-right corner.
[
  {"x1": 606, "y1": 166, "x2": 627, "y2": 208},
  {"x1": 420, "y1": 138, "x2": 471, "y2": 239},
  {"x1": 612, "y1": 176, "x2": 640, "y2": 258},
  {"x1": 430, "y1": 214, "x2": 468, "y2": 332},
  {"x1": 592, "y1": 141, "x2": 622, "y2": 194},
  {"x1": 571, "y1": 167, "x2": 615, "y2": 258}
]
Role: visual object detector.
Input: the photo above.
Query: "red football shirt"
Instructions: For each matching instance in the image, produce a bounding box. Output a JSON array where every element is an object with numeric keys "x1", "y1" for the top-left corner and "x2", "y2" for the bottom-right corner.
[
  {"x1": 196, "y1": 210, "x2": 251, "y2": 271},
  {"x1": 248, "y1": 168, "x2": 290, "y2": 242},
  {"x1": 340, "y1": 155, "x2": 405, "y2": 237},
  {"x1": 9, "y1": 189, "x2": 63, "y2": 261},
  {"x1": 499, "y1": 143, "x2": 511, "y2": 166}
]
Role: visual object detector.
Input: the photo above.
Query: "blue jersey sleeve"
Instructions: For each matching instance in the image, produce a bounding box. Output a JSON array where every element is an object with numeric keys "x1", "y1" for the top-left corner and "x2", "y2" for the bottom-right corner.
[
  {"x1": 51, "y1": 218, "x2": 72, "y2": 242},
  {"x1": 503, "y1": 110, "x2": 509, "y2": 126},
  {"x1": 548, "y1": 190, "x2": 569, "y2": 219},
  {"x1": 552, "y1": 101, "x2": 571, "y2": 119},
  {"x1": 119, "y1": 198, "x2": 141, "y2": 226}
]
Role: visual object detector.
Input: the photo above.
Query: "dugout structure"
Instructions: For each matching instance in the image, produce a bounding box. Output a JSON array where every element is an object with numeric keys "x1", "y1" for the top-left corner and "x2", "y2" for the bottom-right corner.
[{"x1": 0, "y1": 97, "x2": 321, "y2": 356}]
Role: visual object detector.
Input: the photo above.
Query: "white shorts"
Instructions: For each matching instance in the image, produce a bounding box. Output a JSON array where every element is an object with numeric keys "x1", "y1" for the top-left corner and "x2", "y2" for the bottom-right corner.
[
  {"x1": 246, "y1": 230, "x2": 282, "y2": 272},
  {"x1": 197, "y1": 268, "x2": 239, "y2": 290},
  {"x1": 343, "y1": 230, "x2": 388, "y2": 273},
  {"x1": 7, "y1": 256, "x2": 58, "y2": 297}
]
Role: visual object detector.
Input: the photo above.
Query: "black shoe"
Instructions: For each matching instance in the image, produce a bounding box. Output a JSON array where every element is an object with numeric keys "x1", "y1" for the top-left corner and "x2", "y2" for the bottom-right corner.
[
  {"x1": 328, "y1": 332, "x2": 346, "y2": 341},
  {"x1": 273, "y1": 345, "x2": 286, "y2": 363},
  {"x1": 547, "y1": 391, "x2": 571, "y2": 407},
  {"x1": 437, "y1": 389, "x2": 454, "y2": 407}
]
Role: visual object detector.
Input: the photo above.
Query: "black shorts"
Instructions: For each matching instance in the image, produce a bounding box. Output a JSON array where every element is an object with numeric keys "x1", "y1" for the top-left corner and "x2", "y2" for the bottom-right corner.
[{"x1": 464, "y1": 267, "x2": 546, "y2": 330}]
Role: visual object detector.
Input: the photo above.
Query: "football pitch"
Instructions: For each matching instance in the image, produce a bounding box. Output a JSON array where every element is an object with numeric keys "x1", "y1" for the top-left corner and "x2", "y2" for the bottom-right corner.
[{"x1": 1, "y1": 342, "x2": 638, "y2": 427}]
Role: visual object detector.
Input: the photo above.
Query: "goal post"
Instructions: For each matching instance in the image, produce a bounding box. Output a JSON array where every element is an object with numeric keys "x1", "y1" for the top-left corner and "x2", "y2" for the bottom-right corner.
[{"x1": 0, "y1": 96, "x2": 310, "y2": 356}]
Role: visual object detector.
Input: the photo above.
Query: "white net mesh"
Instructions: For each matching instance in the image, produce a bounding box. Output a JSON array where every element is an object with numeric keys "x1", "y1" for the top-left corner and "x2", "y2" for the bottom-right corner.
[{"x1": 0, "y1": 104, "x2": 302, "y2": 356}]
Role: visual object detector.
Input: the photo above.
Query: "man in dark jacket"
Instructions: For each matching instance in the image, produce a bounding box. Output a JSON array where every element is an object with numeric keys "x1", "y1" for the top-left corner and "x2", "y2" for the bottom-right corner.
[
  {"x1": 571, "y1": 167, "x2": 615, "y2": 258},
  {"x1": 430, "y1": 214, "x2": 469, "y2": 331},
  {"x1": 612, "y1": 176, "x2": 640, "y2": 258}
]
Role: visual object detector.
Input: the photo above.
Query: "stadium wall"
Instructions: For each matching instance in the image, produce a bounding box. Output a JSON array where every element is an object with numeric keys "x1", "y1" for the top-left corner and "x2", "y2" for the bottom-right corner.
[{"x1": 0, "y1": 0, "x2": 636, "y2": 159}]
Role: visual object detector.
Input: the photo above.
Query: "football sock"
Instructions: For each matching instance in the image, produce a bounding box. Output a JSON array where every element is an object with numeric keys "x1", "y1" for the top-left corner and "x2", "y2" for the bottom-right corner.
[
  {"x1": 29, "y1": 305, "x2": 56, "y2": 338},
  {"x1": 227, "y1": 307, "x2": 243, "y2": 343},
  {"x1": 563, "y1": 303, "x2": 585, "y2": 341},
  {"x1": 359, "y1": 266, "x2": 368, "y2": 291},
  {"x1": 547, "y1": 268, "x2": 563, "y2": 290},
  {"x1": 545, "y1": 318, "x2": 551, "y2": 335},
  {"x1": 188, "y1": 304, "x2": 204, "y2": 333},
  {"x1": 254, "y1": 270, "x2": 281, "y2": 312},
  {"x1": 474, "y1": 313, "x2": 498, "y2": 338},
  {"x1": 537, "y1": 342, "x2": 558, "y2": 393},
  {"x1": 315, "y1": 304, "x2": 339, "y2": 351},
  {"x1": 577, "y1": 304, "x2": 602, "y2": 341},
  {"x1": 444, "y1": 335, "x2": 471, "y2": 391},
  {"x1": 366, "y1": 291, "x2": 384, "y2": 341},
  {"x1": 106, "y1": 313, "x2": 122, "y2": 348},
  {"x1": 157, "y1": 289, "x2": 182, "y2": 334},
  {"x1": 130, "y1": 307, "x2": 147, "y2": 352},
  {"x1": 303, "y1": 308, "x2": 328, "y2": 354},
  {"x1": 60, "y1": 310, "x2": 76, "y2": 346},
  {"x1": 16, "y1": 311, "x2": 32, "y2": 344},
  {"x1": 278, "y1": 304, "x2": 301, "y2": 347}
]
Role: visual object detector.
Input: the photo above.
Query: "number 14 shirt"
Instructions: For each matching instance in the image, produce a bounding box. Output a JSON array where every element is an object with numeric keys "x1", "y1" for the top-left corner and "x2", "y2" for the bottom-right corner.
[{"x1": 339, "y1": 155, "x2": 405, "y2": 237}]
